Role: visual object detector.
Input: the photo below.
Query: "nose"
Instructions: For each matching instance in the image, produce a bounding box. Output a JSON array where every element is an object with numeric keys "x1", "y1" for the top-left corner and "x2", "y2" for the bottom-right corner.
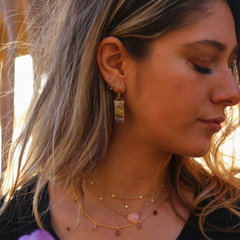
[{"x1": 210, "y1": 68, "x2": 240, "y2": 106}]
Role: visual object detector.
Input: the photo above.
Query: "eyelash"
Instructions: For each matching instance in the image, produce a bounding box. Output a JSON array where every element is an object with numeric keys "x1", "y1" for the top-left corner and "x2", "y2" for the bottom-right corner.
[{"x1": 193, "y1": 64, "x2": 212, "y2": 75}]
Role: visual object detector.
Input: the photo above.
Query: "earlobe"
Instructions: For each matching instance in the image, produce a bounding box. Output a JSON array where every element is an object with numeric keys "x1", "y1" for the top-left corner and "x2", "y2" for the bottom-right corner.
[{"x1": 96, "y1": 37, "x2": 128, "y2": 93}]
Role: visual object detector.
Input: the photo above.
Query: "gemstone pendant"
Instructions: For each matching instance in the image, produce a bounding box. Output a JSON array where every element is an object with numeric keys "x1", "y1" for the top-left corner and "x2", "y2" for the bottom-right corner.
[
  {"x1": 137, "y1": 222, "x2": 142, "y2": 230},
  {"x1": 115, "y1": 230, "x2": 120, "y2": 236},
  {"x1": 127, "y1": 212, "x2": 140, "y2": 223},
  {"x1": 114, "y1": 98, "x2": 124, "y2": 124},
  {"x1": 153, "y1": 210, "x2": 158, "y2": 216}
]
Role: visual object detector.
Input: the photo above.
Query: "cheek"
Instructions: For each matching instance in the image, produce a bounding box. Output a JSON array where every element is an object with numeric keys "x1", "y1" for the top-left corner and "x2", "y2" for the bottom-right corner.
[
  {"x1": 127, "y1": 63, "x2": 214, "y2": 157},
  {"x1": 138, "y1": 67, "x2": 203, "y2": 116},
  {"x1": 130, "y1": 53, "x2": 210, "y2": 133}
]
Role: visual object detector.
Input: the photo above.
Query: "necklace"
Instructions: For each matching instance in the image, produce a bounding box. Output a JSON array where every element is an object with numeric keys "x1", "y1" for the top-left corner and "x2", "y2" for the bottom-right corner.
[
  {"x1": 84, "y1": 192, "x2": 168, "y2": 236},
  {"x1": 86, "y1": 183, "x2": 165, "y2": 223},
  {"x1": 89, "y1": 179, "x2": 164, "y2": 209}
]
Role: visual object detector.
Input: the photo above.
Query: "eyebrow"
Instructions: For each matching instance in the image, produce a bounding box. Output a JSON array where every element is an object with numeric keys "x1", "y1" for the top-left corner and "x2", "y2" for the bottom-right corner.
[{"x1": 183, "y1": 40, "x2": 239, "y2": 54}]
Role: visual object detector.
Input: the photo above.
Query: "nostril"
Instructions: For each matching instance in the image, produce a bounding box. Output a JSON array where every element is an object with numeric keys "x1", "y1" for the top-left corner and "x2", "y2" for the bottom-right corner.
[{"x1": 210, "y1": 83, "x2": 240, "y2": 106}]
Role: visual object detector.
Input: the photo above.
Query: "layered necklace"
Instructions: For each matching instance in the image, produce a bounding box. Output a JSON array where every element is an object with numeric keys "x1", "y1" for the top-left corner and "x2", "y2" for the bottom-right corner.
[
  {"x1": 89, "y1": 179, "x2": 164, "y2": 209},
  {"x1": 83, "y1": 179, "x2": 168, "y2": 236}
]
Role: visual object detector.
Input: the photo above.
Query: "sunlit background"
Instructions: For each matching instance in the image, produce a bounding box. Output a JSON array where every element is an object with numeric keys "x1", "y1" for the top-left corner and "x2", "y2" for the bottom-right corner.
[
  {"x1": 0, "y1": 55, "x2": 33, "y2": 162},
  {"x1": 0, "y1": 55, "x2": 240, "y2": 168}
]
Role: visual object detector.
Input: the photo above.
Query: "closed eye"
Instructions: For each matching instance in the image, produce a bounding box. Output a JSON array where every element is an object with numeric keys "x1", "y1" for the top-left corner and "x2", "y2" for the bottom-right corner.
[{"x1": 193, "y1": 64, "x2": 212, "y2": 75}]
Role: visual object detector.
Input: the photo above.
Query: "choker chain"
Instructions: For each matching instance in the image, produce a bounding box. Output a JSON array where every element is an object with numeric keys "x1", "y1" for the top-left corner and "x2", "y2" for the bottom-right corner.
[{"x1": 89, "y1": 179, "x2": 164, "y2": 209}]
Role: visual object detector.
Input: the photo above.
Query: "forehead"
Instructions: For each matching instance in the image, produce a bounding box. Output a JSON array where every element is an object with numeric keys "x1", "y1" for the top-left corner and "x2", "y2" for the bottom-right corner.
[{"x1": 152, "y1": 0, "x2": 237, "y2": 52}]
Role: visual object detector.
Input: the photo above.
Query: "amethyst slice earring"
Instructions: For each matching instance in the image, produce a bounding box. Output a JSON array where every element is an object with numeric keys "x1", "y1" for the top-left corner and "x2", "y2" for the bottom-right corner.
[{"x1": 114, "y1": 87, "x2": 124, "y2": 124}]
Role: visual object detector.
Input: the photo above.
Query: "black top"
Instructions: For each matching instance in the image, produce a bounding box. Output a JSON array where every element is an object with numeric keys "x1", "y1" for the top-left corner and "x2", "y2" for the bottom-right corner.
[{"x1": 0, "y1": 181, "x2": 240, "y2": 240}]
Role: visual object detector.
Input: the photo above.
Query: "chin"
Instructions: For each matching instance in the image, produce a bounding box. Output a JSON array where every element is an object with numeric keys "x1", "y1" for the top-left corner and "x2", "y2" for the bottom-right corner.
[
  {"x1": 187, "y1": 151, "x2": 209, "y2": 158},
  {"x1": 177, "y1": 143, "x2": 211, "y2": 158}
]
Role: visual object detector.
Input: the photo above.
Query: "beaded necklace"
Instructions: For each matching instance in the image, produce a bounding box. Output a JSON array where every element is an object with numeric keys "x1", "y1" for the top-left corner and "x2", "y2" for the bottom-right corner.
[
  {"x1": 84, "y1": 192, "x2": 168, "y2": 236},
  {"x1": 85, "y1": 182, "x2": 165, "y2": 223}
]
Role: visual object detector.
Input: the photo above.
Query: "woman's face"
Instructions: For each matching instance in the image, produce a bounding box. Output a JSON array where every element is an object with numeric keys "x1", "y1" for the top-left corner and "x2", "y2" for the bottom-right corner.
[{"x1": 125, "y1": 0, "x2": 240, "y2": 157}]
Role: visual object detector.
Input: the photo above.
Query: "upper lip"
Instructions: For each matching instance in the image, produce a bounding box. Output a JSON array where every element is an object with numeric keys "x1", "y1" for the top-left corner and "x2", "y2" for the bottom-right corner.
[{"x1": 200, "y1": 116, "x2": 225, "y2": 124}]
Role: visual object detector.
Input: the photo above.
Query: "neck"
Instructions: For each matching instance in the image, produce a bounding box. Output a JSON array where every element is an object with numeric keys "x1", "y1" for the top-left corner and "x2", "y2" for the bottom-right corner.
[{"x1": 91, "y1": 130, "x2": 172, "y2": 198}]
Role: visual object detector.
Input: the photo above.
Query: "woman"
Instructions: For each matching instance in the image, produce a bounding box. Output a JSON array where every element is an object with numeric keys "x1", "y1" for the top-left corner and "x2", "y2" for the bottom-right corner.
[{"x1": 1, "y1": 0, "x2": 240, "y2": 239}]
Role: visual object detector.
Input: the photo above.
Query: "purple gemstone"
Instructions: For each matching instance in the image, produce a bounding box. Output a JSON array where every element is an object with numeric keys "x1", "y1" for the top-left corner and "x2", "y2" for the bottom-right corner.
[
  {"x1": 153, "y1": 210, "x2": 158, "y2": 216},
  {"x1": 115, "y1": 119, "x2": 124, "y2": 124},
  {"x1": 137, "y1": 223, "x2": 142, "y2": 230},
  {"x1": 18, "y1": 229, "x2": 55, "y2": 240},
  {"x1": 115, "y1": 230, "x2": 120, "y2": 236}
]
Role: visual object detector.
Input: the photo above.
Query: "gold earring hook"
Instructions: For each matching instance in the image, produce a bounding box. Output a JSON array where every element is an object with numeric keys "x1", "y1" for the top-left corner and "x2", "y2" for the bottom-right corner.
[{"x1": 118, "y1": 84, "x2": 122, "y2": 98}]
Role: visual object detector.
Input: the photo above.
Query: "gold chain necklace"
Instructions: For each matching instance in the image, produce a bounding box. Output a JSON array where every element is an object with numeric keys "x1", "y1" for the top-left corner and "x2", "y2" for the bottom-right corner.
[
  {"x1": 85, "y1": 182, "x2": 165, "y2": 223},
  {"x1": 89, "y1": 179, "x2": 164, "y2": 209},
  {"x1": 84, "y1": 192, "x2": 168, "y2": 237}
]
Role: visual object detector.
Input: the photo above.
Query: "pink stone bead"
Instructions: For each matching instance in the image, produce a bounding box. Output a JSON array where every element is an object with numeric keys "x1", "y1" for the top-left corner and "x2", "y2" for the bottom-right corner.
[
  {"x1": 93, "y1": 225, "x2": 97, "y2": 230},
  {"x1": 127, "y1": 212, "x2": 140, "y2": 223},
  {"x1": 137, "y1": 223, "x2": 142, "y2": 230}
]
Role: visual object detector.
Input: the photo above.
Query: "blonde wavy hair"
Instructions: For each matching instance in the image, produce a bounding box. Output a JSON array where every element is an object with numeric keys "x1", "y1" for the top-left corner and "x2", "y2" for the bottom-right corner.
[{"x1": 1, "y1": 0, "x2": 240, "y2": 238}]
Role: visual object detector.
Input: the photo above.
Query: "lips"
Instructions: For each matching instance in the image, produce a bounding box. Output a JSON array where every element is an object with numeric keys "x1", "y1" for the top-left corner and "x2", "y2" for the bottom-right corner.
[{"x1": 199, "y1": 117, "x2": 225, "y2": 132}]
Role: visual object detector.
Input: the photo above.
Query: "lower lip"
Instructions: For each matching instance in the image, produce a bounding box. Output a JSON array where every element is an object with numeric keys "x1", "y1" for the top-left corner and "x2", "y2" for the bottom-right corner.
[{"x1": 200, "y1": 121, "x2": 222, "y2": 132}]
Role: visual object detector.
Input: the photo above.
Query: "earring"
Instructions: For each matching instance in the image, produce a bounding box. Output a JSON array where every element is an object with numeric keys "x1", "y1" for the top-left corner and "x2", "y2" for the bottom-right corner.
[
  {"x1": 114, "y1": 85, "x2": 124, "y2": 124},
  {"x1": 107, "y1": 78, "x2": 110, "y2": 88},
  {"x1": 110, "y1": 81, "x2": 115, "y2": 90}
]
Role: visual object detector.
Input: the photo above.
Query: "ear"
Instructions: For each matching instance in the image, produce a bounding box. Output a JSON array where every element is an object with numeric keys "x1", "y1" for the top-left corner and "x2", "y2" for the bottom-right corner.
[{"x1": 96, "y1": 37, "x2": 132, "y2": 93}]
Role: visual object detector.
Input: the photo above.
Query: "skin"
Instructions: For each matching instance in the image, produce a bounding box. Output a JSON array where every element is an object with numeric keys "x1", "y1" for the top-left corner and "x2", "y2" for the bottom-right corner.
[{"x1": 49, "y1": 1, "x2": 240, "y2": 240}]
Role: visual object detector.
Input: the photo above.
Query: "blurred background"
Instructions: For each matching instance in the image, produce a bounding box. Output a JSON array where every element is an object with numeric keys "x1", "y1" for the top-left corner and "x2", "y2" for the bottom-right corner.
[{"x1": 0, "y1": 0, "x2": 46, "y2": 177}]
